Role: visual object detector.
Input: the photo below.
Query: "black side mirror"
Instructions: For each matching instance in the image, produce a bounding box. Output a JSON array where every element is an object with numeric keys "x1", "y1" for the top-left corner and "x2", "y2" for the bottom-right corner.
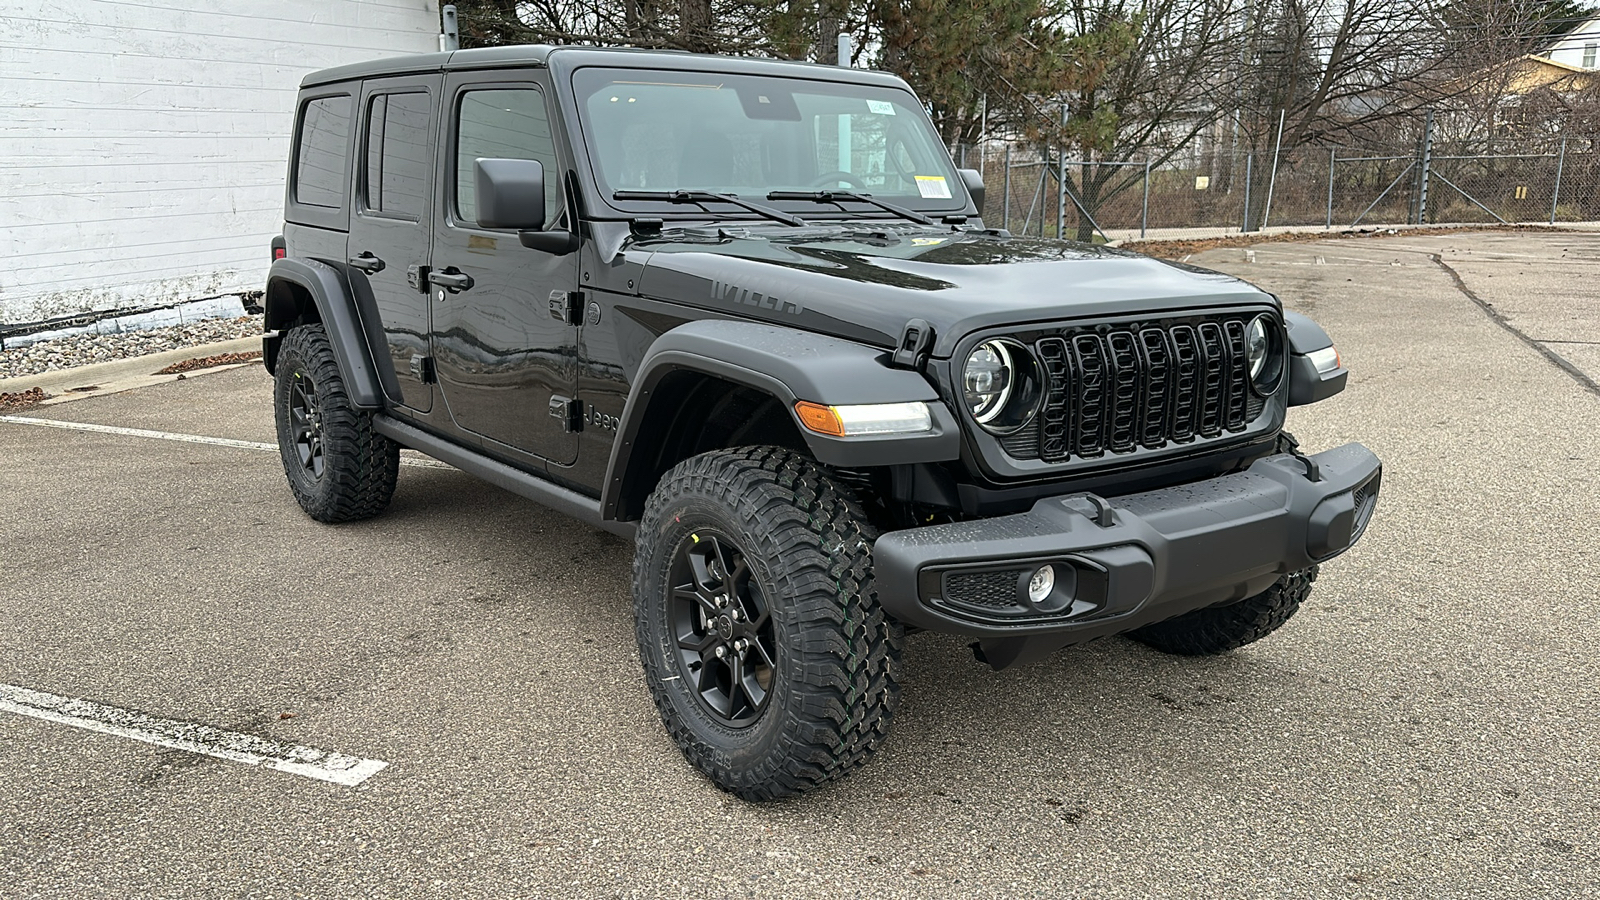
[
  {"x1": 475, "y1": 158, "x2": 547, "y2": 230},
  {"x1": 958, "y1": 168, "x2": 985, "y2": 214},
  {"x1": 474, "y1": 158, "x2": 580, "y2": 255}
]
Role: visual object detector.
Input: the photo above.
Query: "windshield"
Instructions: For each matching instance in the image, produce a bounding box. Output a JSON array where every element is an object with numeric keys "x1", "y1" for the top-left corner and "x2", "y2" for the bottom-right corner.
[{"x1": 571, "y1": 67, "x2": 966, "y2": 215}]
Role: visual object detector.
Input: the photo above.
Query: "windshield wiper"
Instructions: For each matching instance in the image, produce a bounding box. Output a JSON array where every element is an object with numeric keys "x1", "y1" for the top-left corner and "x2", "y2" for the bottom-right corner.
[
  {"x1": 767, "y1": 190, "x2": 937, "y2": 226},
  {"x1": 612, "y1": 190, "x2": 807, "y2": 227}
]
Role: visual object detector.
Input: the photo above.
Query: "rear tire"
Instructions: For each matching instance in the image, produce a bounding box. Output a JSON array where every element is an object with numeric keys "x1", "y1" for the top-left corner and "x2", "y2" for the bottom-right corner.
[
  {"x1": 1127, "y1": 567, "x2": 1318, "y2": 656},
  {"x1": 632, "y1": 446, "x2": 902, "y2": 801},
  {"x1": 272, "y1": 324, "x2": 398, "y2": 523}
]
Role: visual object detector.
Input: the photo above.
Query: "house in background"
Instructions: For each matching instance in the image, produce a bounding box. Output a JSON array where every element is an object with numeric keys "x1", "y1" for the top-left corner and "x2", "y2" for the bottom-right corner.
[
  {"x1": 1540, "y1": 12, "x2": 1600, "y2": 69},
  {"x1": 0, "y1": 0, "x2": 442, "y2": 326}
]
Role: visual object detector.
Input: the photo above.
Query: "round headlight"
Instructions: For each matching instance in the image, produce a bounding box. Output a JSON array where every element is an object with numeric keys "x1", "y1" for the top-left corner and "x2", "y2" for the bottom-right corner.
[
  {"x1": 963, "y1": 340, "x2": 1014, "y2": 424},
  {"x1": 1247, "y1": 315, "x2": 1285, "y2": 395},
  {"x1": 963, "y1": 340, "x2": 1042, "y2": 435}
]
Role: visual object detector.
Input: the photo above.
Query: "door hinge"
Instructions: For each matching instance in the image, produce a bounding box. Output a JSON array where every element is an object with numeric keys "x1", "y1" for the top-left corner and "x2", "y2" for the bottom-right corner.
[
  {"x1": 409, "y1": 354, "x2": 435, "y2": 384},
  {"x1": 891, "y1": 317, "x2": 934, "y2": 369},
  {"x1": 406, "y1": 264, "x2": 430, "y2": 293},
  {"x1": 549, "y1": 395, "x2": 582, "y2": 432},
  {"x1": 549, "y1": 290, "x2": 584, "y2": 325}
]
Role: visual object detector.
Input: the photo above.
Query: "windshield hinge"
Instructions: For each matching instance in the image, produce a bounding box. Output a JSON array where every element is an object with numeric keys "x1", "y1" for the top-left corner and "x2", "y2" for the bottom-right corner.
[
  {"x1": 891, "y1": 318, "x2": 934, "y2": 370},
  {"x1": 549, "y1": 290, "x2": 584, "y2": 325}
]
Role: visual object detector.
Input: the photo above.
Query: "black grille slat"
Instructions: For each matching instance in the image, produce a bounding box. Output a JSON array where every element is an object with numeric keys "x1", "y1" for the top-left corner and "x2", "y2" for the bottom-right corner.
[
  {"x1": 1037, "y1": 337, "x2": 1072, "y2": 462},
  {"x1": 1106, "y1": 332, "x2": 1140, "y2": 453},
  {"x1": 1022, "y1": 314, "x2": 1272, "y2": 464},
  {"x1": 1138, "y1": 328, "x2": 1171, "y2": 448},
  {"x1": 1071, "y1": 334, "x2": 1108, "y2": 458},
  {"x1": 1197, "y1": 322, "x2": 1226, "y2": 438},
  {"x1": 1223, "y1": 320, "x2": 1249, "y2": 430}
]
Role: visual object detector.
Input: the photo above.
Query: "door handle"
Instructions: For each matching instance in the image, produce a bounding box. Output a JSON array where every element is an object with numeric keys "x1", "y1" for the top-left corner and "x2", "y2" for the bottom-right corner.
[
  {"x1": 428, "y1": 268, "x2": 474, "y2": 292},
  {"x1": 348, "y1": 251, "x2": 385, "y2": 274}
]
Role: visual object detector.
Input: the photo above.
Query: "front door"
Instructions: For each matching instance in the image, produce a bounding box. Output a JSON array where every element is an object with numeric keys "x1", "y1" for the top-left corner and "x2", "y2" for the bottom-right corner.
[
  {"x1": 429, "y1": 73, "x2": 579, "y2": 465},
  {"x1": 347, "y1": 75, "x2": 441, "y2": 412}
]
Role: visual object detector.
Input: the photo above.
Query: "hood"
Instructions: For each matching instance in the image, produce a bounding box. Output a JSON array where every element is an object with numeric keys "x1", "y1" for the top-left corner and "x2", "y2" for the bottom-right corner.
[{"x1": 628, "y1": 224, "x2": 1274, "y2": 357}]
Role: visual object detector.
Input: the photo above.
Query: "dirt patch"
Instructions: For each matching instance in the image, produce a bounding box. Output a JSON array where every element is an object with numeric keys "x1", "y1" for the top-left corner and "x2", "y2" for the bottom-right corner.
[
  {"x1": 154, "y1": 350, "x2": 262, "y2": 376},
  {"x1": 0, "y1": 388, "x2": 50, "y2": 412},
  {"x1": 1121, "y1": 223, "x2": 1571, "y2": 260}
]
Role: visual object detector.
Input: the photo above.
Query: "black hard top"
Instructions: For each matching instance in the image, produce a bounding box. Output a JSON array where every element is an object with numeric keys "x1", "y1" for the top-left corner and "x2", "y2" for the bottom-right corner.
[{"x1": 300, "y1": 44, "x2": 908, "y2": 90}]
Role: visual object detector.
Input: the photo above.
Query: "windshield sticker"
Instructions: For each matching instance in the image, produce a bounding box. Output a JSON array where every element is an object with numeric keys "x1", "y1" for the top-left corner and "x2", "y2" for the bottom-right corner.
[
  {"x1": 911, "y1": 237, "x2": 947, "y2": 246},
  {"x1": 915, "y1": 175, "x2": 952, "y2": 199},
  {"x1": 866, "y1": 100, "x2": 896, "y2": 115}
]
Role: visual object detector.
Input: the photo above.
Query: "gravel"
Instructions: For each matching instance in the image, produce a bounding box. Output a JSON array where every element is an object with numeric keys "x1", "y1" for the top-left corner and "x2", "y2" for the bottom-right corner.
[{"x1": 0, "y1": 315, "x2": 263, "y2": 380}]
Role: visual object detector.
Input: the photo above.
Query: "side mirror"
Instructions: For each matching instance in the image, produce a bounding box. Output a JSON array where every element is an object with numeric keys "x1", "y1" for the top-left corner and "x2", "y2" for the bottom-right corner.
[
  {"x1": 958, "y1": 168, "x2": 985, "y2": 214},
  {"x1": 474, "y1": 158, "x2": 546, "y2": 231}
]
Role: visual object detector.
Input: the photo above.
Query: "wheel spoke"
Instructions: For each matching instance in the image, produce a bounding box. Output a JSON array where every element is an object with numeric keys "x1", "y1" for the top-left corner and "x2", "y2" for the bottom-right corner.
[
  {"x1": 677, "y1": 630, "x2": 715, "y2": 653},
  {"x1": 727, "y1": 653, "x2": 748, "y2": 719},
  {"x1": 673, "y1": 583, "x2": 719, "y2": 616},
  {"x1": 749, "y1": 638, "x2": 775, "y2": 671}
]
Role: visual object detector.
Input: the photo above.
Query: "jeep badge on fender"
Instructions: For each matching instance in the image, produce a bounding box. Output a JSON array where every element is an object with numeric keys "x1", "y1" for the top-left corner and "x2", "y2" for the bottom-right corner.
[{"x1": 263, "y1": 45, "x2": 1380, "y2": 801}]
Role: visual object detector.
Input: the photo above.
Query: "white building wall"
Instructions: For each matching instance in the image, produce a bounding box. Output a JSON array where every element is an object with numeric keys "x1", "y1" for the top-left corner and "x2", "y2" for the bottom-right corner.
[
  {"x1": 1544, "y1": 15, "x2": 1600, "y2": 69},
  {"x1": 0, "y1": 0, "x2": 440, "y2": 324}
]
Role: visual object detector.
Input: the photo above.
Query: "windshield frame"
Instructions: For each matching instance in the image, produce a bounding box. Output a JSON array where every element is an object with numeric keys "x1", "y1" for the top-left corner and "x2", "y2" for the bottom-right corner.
[{"x1": 561, "y1": 61, "x2": 974, "y2": 223}]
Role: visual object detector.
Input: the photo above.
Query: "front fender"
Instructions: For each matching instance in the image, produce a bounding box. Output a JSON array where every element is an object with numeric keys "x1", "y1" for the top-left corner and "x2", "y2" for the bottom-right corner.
[
  {"x1": 1284, "y1": 310, "x2": 1349, "y2": 406},
  {"x1": 602, "y1": 320, "x2": 961, "y2": 521}
]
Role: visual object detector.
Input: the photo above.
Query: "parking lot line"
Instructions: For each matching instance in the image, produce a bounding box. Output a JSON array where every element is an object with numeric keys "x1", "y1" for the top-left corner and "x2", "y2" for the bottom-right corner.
[
  {"x1": 0, "y1": 684, "x2": 388, "y2": 787},
  {"x1": 0, "y1": 414, "x2": 449, "y2": 468}
]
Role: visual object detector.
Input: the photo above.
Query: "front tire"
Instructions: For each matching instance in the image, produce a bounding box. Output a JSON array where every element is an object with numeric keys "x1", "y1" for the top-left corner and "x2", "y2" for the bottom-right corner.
[
  {"x1": 1127, "y1": 567, "x2": 1318, "y2": 656},
  {"x1": 272, "y1": 324, "x2": 399, "y2": 523},
  {"x1": 633, "y1": 447, "x2": 902, "y2": 801}
]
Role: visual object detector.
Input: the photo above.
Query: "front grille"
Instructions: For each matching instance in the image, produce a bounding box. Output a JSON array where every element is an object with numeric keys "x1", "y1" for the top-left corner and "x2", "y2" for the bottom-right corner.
[{"x1": 1019, "y1": 313, "x2": 1272, "y2": 463}]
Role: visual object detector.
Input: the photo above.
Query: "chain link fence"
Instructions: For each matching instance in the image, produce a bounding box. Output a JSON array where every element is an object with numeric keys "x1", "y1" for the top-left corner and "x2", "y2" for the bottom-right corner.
[{"x1": 955, "y1": 139, "x2": 1600, "y2": 242}]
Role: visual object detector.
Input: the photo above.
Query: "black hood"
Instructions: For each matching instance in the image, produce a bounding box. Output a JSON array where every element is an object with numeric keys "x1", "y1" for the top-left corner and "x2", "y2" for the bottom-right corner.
[{"x1": 628, "y1": 224, "x2": 1275, "y2": 357}]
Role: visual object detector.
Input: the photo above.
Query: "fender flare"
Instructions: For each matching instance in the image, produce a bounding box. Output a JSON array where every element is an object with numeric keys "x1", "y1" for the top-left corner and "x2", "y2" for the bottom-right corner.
[
  {"x1": 601, "y1": 319, "x2": 961, "y2": 522},
  {"x1": 1284, "y1": 310, "x2": 1348, "y2": 406},
  {"x1": 263, "y1": 258, "x2": 387, "y2": 410}
]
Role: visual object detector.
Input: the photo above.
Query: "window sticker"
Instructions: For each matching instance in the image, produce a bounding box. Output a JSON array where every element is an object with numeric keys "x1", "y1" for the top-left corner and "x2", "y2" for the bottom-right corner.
[
  {"x1": 914, "y1": 175, "x2": 952, "y2": 199},
  {"x1": 866, "y1": 100, "x2": 896, "y2": 115}
]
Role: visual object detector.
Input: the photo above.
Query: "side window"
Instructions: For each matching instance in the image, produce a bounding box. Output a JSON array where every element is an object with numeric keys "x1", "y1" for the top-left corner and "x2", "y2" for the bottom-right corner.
[
  {"x1": 455, "y1": 88, "x2": 559, "y2": 228},
  {"x1": 363, "y1": 92, "x2": 432, "y2": 219},
  {"x1": 294, "y1": 96, "x2": 352, "y2": 208}
]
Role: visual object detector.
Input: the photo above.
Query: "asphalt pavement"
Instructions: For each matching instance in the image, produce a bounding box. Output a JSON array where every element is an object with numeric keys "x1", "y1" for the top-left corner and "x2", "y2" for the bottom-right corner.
[{"x1": 1, "y1": 232, "x2": 1595, "y2": 898}]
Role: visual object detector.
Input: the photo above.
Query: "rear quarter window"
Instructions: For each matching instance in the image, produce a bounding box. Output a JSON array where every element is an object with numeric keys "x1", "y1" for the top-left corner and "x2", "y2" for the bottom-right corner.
[{"x1": 294, "y1": 95, "x2": 353, "y2": 208}]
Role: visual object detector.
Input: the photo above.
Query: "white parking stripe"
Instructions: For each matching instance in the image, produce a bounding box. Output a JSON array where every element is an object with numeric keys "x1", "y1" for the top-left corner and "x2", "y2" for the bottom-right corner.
[
  {"x1": 0, "y1": 684, "x2": 388, "y2": 787},
  {"x1": 0, "y1": 414, "x2": 450, "y2": 468}
]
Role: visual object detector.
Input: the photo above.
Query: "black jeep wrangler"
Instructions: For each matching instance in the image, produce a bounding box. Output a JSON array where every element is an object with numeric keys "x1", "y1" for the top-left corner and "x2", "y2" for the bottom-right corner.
[{"x1": 264, "y1": 46, "x2": 1381, "y2": 800}]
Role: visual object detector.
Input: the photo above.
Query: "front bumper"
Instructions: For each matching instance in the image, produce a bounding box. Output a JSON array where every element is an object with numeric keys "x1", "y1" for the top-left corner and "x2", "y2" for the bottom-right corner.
[{"x1": 873, "y1": 443, "x2": 1382, "y2": 667}]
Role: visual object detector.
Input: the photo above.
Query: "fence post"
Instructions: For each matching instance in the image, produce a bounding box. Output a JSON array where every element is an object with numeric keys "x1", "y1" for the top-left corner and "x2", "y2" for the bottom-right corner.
[
  {"x1": 1241, "y1": 153, "x2": 1253, "y2": 232},
  {"x1": 1056, "y1": 152, "x2": 1067, "y2": 239},
  {"x1": 1416, "y1": 108, "x2": 1433, "y2": 225},
  {"x1": 1326, "y1": 148, "x2": 1336, "y2": 229},
  {"x1": 1551, "y1": 136, "x2": 1567, "y2": 225},
  {"x1": 1002, "y1": 145, "x2": 1012, "y2": 232},
  {"x1": 1141, "y1": 160, "x2": 1151, "y2": 238}
]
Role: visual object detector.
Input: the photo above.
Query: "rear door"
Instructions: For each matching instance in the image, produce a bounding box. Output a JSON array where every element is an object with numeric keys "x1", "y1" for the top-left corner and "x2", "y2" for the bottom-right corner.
[
  {"x1": 429, "y1": 71, "x2": 579, "y2": 465},
  {"x1": 347, "y1": 74, "x2": 441, "y2": 412}
]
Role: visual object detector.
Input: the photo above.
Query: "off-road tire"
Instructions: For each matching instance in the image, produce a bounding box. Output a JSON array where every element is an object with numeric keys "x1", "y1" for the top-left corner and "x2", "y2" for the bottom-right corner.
[
  {"x1": 1127, "y1": 567, "x2": 1318, "y2": 656},
  {"x1": 273, "y1": 324, "x2": 399, "y2": 523},
  {"x1": 633, "y1": 446, "x2": 902, "y2": 801}
]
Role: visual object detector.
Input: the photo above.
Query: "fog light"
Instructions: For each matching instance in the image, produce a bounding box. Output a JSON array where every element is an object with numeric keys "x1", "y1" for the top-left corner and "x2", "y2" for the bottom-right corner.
[{"x1": 1027, "y1": 565, "x2": 1055, "y2": 604}]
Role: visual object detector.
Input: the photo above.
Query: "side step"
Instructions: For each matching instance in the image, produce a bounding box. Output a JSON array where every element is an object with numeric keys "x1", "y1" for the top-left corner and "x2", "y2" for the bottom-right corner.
[{"x1": 372, "y1": 415, "x2": 635, "y2": 540}]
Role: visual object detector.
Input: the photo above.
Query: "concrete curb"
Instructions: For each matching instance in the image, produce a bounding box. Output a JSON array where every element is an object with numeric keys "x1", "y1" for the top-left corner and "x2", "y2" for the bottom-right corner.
[{"x1": 0, "y1": 336, "x2": 263, "y2": 405}]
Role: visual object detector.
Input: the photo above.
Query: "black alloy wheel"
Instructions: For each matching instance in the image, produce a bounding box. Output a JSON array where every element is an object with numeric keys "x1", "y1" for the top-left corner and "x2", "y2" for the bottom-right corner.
[
  {"x1": 272, "y1": 323, "x2": 399, "y2": 523},
  {"x1": 669, "y1": 531, "x2": 776, "y2": 726},
  {"x1": 288, "y1": 373, "x2": 326, "y2": 479}
]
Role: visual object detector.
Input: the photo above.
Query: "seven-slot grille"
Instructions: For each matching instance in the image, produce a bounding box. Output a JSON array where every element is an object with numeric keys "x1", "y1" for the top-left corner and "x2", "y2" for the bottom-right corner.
[{"x1": 1009, "y1": 314, "x2": 1270, "y2": 462}]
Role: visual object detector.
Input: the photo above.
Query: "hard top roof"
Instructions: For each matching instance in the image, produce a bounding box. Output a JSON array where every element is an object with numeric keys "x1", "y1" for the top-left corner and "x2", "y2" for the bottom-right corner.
[{"x1": 300, "y1": 44, "x2": 908, "y2": 90}]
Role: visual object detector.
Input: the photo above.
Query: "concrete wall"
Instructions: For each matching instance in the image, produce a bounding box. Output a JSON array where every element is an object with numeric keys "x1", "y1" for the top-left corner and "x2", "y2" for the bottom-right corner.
[{"x1": 0, "y1": 0, "x2": 441, "y2": 325}]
